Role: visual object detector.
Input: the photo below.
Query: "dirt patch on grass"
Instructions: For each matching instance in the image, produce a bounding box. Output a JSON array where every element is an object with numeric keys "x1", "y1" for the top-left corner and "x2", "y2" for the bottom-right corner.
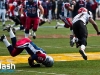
[{"x1": 17, "y1": 34, "x2": 99, "y2": 39}]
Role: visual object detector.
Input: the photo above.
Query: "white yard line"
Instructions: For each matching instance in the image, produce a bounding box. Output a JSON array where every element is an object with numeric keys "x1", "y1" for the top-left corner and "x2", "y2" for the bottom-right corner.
[{"x1": 16, "y1": 70, "x2": 67, "y2": 75}]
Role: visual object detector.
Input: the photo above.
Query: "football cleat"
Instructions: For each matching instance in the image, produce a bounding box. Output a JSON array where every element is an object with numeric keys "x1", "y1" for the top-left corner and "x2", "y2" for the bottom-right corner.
[
  {"x1": 32, "y1": 32, "x2": 36, "y2": 39},
  {"x1": 33, "y1": 36, "x2": 36, "y2": 39},
  {"x1": 39, "y1": 21, "x2": 46, "y2": 26},
  {"x1": 70, "y1": 35, "x2": 74, "y2": 47},
  {"x1": 2, "y1": 24, "x2": 6, "y2": 27},
  {"x1": 3, "y1": 25, "x2": 11, "y2": 32},
  {"x1": 3, "y1": 25, "x2": 16, "y2": 34},
  {"x1": 0, "y1": 35, "x2": 6, "y2": 42},
  {"x1": 79, "y1": 50, "x2": 87, "y2": 60}
]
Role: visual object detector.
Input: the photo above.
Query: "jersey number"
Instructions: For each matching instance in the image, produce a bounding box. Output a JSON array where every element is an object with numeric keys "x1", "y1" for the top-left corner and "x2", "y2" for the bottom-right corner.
[{"x1": 27, "y1": 7, "x2": 36, "y2": 14}]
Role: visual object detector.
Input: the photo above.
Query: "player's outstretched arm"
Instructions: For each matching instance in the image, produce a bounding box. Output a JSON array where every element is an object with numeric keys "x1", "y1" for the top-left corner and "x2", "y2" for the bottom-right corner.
[
  {"x1": 89, "y1": 18, "x2": 100, "y2": 35},
  {"x1": 28, "y1": 56, "x2": 40, "y2": 67}
]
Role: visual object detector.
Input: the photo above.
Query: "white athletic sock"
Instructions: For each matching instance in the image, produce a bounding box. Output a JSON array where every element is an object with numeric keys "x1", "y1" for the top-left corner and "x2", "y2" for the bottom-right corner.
[
  {"x1": 72, "y1": 37, "x2": 76, "y2": 43},
  {"x1": 14, "y1": 27, "x2": 20, "y2": 31},
  {"x1": 25, "y1": 33, "x2": 29, "y2": 38},
  {"x1": 57, "y1": 22, "x2": 64, "y2": 27},
  {"x1": 80, "y1": 45, "x2": 86, "y2": 51},
  {"x1": 33, "y1": 32, "x2": 36, "y2": 36},
  {"x1": 3, "y1": 38, "x2": 11, "y2": 47},
  {"x1": 9, "y1": 28, "x2": 15, "y2": 38}
]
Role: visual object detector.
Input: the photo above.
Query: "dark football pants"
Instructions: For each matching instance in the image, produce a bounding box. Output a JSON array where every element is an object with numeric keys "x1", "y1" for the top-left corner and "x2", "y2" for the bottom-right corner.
[
  {"x1": 72, "y1": 20, "x2": 88, "y2": 46},
  {"x1": 7, "y1": 37, "x2": 24, "y2": 57}
]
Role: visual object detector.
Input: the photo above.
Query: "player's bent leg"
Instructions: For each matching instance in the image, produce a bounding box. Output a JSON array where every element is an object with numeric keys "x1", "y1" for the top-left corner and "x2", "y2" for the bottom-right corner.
[
  {"x1": 70, "y1": 35, "x2": 74, "y2": 47},
  {"x1": 25, "y1": 29, "x2": 30, "y2": 38},
  {"x1": 11, "y1": 48, "x2": 24, "y2": 57},
  {"x1": 79, "y1": 49, "x2": 87, "y2": 60},
  {"x1": 0, "y1": 35, "x2": 16, "y2": 57},
  {"x1": 3, "y1": 25, "x2": 16, "y2": 34},
  {"x1": 78, "y1": 38, "x2": 87, "y2": 60}
]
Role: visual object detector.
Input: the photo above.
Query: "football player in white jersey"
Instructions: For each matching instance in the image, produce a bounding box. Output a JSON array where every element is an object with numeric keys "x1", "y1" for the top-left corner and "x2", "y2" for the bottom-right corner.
[
  {"x1": 0, "y1": 0, "x2": 6, "y2": 27},
  {"x1": 72, "y1": 7, "x2": 100, "y2": 60}
]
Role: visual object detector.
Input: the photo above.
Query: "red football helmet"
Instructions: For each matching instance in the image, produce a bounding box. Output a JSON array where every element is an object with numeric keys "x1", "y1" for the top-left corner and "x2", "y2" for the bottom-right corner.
[{"x1": 78, "y1": 7, "x2": 87, "y2": 14}]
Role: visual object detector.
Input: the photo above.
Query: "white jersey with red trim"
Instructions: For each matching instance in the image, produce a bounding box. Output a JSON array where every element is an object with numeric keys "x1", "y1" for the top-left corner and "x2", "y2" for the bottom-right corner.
[{"x1": 72, "y1": 11, "x2": 93, "y2": 25}]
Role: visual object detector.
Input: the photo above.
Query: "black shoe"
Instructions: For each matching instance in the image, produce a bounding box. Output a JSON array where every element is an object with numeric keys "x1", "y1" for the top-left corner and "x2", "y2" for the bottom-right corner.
[
  {"x1": 70, "y1": 35, "x2": 74, "y2": 47},
  {"x1": 3, "y1": 25, "x2": 11, "y2": 32},
  {"x1": 55, "y1": 26, "x2": 57, "y2": 29},
  {"x1": 2, "y1": 24, "x2": 6, "y2": 27},
  {"x1": 39, "y1": 21, "x2": 45, "y2": 26},
  {"x1": 79, "y1": 50, "x2": 87, "y2": 60},
  {"x1": 33, "y1": 36, "x2": 36, "y2": 39},
  {"x1": 3, "y1": 25, "x2": 16, "y2": 34},
  {"x1": 0, "y1": 35, "x2": 5, "y2": 41}
]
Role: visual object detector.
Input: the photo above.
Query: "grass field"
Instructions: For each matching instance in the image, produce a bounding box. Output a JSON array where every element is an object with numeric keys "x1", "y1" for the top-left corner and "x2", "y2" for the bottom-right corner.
[{"x1": 0, "y1": 20, "x2": 100, "y2": 75}]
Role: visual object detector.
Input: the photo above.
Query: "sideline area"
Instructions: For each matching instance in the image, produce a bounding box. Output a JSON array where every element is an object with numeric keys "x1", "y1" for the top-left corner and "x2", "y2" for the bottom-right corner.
[{"x1": 0, "y1": 52, "x2": 100, "y2": 64}]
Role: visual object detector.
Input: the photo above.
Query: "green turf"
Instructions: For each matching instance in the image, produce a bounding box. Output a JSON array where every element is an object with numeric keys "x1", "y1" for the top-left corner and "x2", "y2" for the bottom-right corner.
[{"x1": 0, "y1": 20, "x2": 100, "y2": 75}]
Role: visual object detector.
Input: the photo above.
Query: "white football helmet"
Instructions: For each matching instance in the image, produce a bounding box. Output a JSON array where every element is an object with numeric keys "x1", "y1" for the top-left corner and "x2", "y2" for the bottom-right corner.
[{"x1": 42, "y1": 55, "x2": 54, "y2": 67}]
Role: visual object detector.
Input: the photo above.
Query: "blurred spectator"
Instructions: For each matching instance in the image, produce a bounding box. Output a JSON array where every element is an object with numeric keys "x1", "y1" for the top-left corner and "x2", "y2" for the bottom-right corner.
[
  {"x1": 47, "y1": 0, "x2": 52, "y2": 23},
  {"x1": 57, "y1": 0, "x2": 64, "y2": 20},
  {"x1": 78, "y1": 0, "x2": 86, "y2": 8},
  {"x1": 86, "y1": 0, "x2": 92, "y2": 11},
  {"x1": 71, "y1": 0, "x2": 77, "y2": 18},
  {"x1": 0, "y1": 0, "x2": 7, "y2": 27},
  {"x1": 41, "y1": 0, "x2": 48, "y2": 19},
  {"x1": 91, "y1": 0, "x2": 98, "y2": 20},
  {"x1": 51, "y1": 0, "x2": 56, "y2": 19},
  {"x1": 97, "y1": 2, "x2": 100, "y2": 17}
]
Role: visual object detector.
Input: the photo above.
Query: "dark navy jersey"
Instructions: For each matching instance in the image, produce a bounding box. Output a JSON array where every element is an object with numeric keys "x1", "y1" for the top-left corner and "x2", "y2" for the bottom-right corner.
[
  {"x1": 25, "y1": 1, "x2": 38, "y2": 17},
  {"x1": 47, "y1": 1, "x2": 52, "y2": 10}
]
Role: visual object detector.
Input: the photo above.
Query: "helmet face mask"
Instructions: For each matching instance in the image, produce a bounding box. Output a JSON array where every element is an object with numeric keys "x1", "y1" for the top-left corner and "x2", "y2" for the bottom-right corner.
[{"x1": 42, "y1": 56, "x2": 54, "y2": 67}]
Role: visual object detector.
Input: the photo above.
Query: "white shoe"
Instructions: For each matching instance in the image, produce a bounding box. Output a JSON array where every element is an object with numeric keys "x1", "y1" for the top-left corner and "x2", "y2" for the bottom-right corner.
[{"x1": 55, "y1": 22, "x2": 59, "y2": 29}]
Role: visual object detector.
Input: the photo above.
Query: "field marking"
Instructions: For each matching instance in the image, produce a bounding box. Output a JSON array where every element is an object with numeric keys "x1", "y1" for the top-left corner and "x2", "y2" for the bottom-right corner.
[
  {"x1": 16, "y1": 70, "x2": 67, "y2": 75},
  {"x1": 1, "y1": 52, "x2": 100, "y2": 64}
]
